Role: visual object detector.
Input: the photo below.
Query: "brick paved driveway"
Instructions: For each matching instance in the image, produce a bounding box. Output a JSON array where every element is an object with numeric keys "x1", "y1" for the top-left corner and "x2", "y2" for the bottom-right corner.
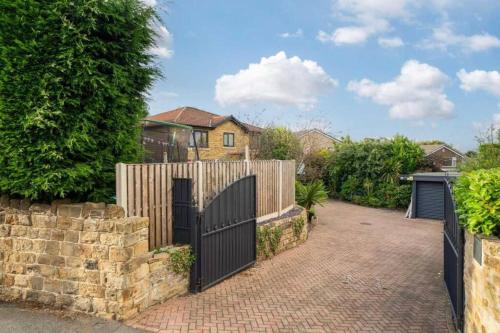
[{"x1": 127, "y1": 200, "x2": 454, "y2": 333}]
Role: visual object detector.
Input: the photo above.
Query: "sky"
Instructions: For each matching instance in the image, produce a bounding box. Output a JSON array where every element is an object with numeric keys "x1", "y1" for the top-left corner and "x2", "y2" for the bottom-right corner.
[{"x1": 143, "y1": 0, "x2": 500, "y2": 152}]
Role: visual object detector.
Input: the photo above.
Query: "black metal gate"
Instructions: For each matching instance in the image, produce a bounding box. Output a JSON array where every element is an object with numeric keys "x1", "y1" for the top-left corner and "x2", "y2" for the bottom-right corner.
[
  {"x1": 443, "y1": 178, "x2": 464, "y2": 332},
  {"x1": 191, "y1": 175, "x2": 257, "y2": 292}
]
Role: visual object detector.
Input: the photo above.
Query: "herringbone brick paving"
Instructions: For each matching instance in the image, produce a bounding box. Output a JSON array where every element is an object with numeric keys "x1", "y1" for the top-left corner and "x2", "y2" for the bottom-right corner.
[{"x1": 127, "y1": 200, "x2": 455, "y2": 333}]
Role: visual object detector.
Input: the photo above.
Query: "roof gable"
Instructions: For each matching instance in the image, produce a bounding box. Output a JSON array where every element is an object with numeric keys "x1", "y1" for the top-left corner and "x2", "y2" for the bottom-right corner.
[
  {"x1": 295, "y1": 128, "x2": 342, "y2": 143},
  {"x1": 419, "y1": 144, "x2": 465, "y2": 158}
]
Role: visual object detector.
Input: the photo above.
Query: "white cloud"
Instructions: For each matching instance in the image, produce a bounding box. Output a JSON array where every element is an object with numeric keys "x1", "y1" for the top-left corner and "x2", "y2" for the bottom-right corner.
[
  {"x1": 318, "y1": 25, "x2": 382, "y2": 45},
  {"x1": 419, "y1": 23, "x2": 500, "y2": 52},
  {"x1": 215, "y1": 51, "x2": 338, "y2": 110},
  {"x1": 457, "y1": 69, "x2": 500, "y2": 96},
  {"x1": 378, "y1": 37, "x2": 404, "y2": 48},
  {"x1": 347, "y1": 60, "x2": 454, "y2": 120},
  {"x1": 317, "y1": 0, "x2": 409, "y2": 45},
  {"x1": 150, "y1": 25, "x2": 174, "y2": 58},
  {"x1": 278, "y1": 29, "x2": 303, "y2": 38}
]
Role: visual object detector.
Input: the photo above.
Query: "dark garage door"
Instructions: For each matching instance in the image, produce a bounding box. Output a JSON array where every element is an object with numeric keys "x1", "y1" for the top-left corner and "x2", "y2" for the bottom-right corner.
[{"x1": 416, "y1": 181, "x2": 444, "y2": 219}]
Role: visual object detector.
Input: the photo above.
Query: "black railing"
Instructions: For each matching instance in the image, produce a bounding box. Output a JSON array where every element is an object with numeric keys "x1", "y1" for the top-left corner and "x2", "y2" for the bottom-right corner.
[{"x1": 443, "y1": 178, "x2": 464, "y2": 332}]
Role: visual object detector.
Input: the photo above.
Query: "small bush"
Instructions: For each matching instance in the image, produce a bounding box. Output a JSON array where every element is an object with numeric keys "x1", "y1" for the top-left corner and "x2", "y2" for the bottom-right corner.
[
  {"x1": 169, "y1": 247, "x2": 196, "y2": 275},
  {"x1": 269, "y1": 228, "x2": 283, "y2": 255},
  {"x1": 256, "y1": 226, "x2": 271, "y2": 258},
  {"x1": 256, "y1": 225, "x2": 283, "y2": 257},
  {"x1": 454, "y1": 168, "x2": 500, "y2": 237},
  {"x1": 291, "y1": 217, "x2": 305, "y2": 239}
]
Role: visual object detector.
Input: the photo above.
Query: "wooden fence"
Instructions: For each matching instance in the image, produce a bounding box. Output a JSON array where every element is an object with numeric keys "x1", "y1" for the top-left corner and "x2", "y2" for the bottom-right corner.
[{"x1": 116, "y1": 160, "x2": 296, "y2": 249}]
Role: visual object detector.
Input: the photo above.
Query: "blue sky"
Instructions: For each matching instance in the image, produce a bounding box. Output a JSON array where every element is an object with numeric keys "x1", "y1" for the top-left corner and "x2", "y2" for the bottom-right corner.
[{"x1": 145, "y1": 0, "x2": 500, "y2": 152}]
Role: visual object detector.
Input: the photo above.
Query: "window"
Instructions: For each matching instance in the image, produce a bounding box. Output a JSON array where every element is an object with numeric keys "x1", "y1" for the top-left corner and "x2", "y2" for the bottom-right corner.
[
  {"x1": 223, "y1": 132, "x2": 234, "y2": 147},
  {"x1": 189, "y1": 130, "x2": 208, "y2": 148}
]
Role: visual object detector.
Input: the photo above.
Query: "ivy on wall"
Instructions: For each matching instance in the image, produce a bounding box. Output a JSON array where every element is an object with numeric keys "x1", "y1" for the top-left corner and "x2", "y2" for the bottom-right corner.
[{"x1": 256, "y1": 225, "x2": 283, "y2": 258}]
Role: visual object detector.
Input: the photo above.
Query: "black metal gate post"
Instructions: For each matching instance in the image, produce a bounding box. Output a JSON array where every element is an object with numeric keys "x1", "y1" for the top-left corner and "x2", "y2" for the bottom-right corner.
[{"x1": 189, "y1": 212, "x2": 201, "y2": 292}]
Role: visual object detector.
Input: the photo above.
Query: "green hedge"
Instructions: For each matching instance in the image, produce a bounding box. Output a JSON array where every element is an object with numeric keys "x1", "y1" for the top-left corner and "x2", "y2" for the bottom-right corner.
[
  {"x1": 0, "y1": 0, "x2": 158, "y2": 202},
  {"x1": 325, "y1": 135, "x2": 424, "y2": 209},
  {"x1": 454, "y1": 168, "x2": 500, "y2": 237}
]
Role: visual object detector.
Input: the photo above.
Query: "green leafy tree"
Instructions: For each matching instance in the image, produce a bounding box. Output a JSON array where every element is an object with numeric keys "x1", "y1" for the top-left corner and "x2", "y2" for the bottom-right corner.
[
  {"x1": 0, "y1": 0, "x2": 158, "y2": 201},
  {"x1": 325, "y1": 136, "x2": 424, "y2": 209},
  {"x1": 296, "y1": 180, "x2": 328, "y2": 222},
  {"x1": 258, "y1": 127, "x2": 303, "y2": 161},
  {"x1": 460, "y1": 143, "x2": 500, "y2": 172},
  {"x1": 299, "y1": 149, "x2": 330, "y2": 183}
]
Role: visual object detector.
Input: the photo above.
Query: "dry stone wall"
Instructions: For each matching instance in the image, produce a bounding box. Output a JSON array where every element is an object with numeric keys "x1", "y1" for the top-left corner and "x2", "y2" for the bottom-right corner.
[
  {"x1": 464, "y1": 231, "x2": 500, "y2": 333},
  {"x1": 0, "y1": 196, "x2": 188, "y2": 320},
  {"x1": 257, "y1": 208, "x2": 308, "y2": 260}
]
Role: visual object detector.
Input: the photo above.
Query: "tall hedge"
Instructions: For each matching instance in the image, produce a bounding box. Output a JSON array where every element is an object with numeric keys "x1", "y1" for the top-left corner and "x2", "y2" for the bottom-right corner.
[
  {"x1": 325, "y1": 135, "x2": 424, "y2": 208},
  {"x1": 454, "y1": 168, "x2": 500, "y2": 237},
  {"x1": 0, "y1": 0, "x2": 158, "y2": 202}
]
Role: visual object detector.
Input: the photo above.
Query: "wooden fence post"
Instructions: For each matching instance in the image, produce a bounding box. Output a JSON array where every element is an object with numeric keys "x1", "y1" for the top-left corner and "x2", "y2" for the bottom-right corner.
[
  {"x1": 116, "y1": 163, "x2": 128, "y2": 216},
  {"x1": 278, "y1": 160, "x2": 283, "y2": 216},
  {"x1": 197, "y1": 161, "x2": 204, "y2": 211}
]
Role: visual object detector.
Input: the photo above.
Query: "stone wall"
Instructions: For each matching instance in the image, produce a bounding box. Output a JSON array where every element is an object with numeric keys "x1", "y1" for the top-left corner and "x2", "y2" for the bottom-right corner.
[
  {"x1": 257, "y1": 208, "x2": 308, "y2": 260},
  {"x1": 464, "y1": 231, "x2": 500, "y2": 333},
  {"x1": 0, "y1": 197, "x2": 188, "y2": 320}
]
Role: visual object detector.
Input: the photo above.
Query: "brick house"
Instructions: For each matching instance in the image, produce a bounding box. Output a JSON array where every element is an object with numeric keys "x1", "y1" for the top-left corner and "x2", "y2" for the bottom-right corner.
[
  {"x1": 295, "y1": 129, "x2": 342, "y2": 155},
  {"x1": 144, "y1": 107, "x2": 261, "y2": 160},
  {"x1": 419, "y1": 144, "x2": 466, "y2": 171}
]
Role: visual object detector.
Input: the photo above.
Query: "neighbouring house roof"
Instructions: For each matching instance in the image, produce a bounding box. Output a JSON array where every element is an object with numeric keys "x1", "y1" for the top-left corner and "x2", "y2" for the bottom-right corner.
[
  {"x1": 141, "y1": 119, "x2": 193, "y2": 130},
  {"x1": 295, "y1": 128, "x2": 342, "y2": 143},
  {"x1": 145, "y1": 106, "x2": 262, "y2": 133},
  {"x1": 419, "y1": 144, "x2": 465, "y2": 158}
]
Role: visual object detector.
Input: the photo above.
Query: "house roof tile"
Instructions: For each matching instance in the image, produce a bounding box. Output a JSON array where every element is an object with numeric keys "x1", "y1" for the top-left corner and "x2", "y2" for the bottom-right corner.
[{"x1": 145, "y1": 107, "x2": 261, "y2": 132}]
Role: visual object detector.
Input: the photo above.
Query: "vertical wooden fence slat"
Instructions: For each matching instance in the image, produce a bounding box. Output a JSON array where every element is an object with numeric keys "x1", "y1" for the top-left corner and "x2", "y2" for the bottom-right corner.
[
  {"x1": 142, "y1": 166, "x2": 148, "y2": 218},
  {"x1": 127, "y1": 165, "x2": 134, "y2": 217},
  {"x1": 134, "y1": 165, "x2": 141, "y2": 216},
  {"x1": 166, "y1": 164, "x2": 173, "y2": 245},
  {"x1": 155, "y1": 164, "x2": 161, "y2": 247},
  {"x1": 161, "y1": 164, "x2": 167, "y2": 246},
  {"x1": 148, "y1": 164, "x2": 155, "y2": 250}
]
